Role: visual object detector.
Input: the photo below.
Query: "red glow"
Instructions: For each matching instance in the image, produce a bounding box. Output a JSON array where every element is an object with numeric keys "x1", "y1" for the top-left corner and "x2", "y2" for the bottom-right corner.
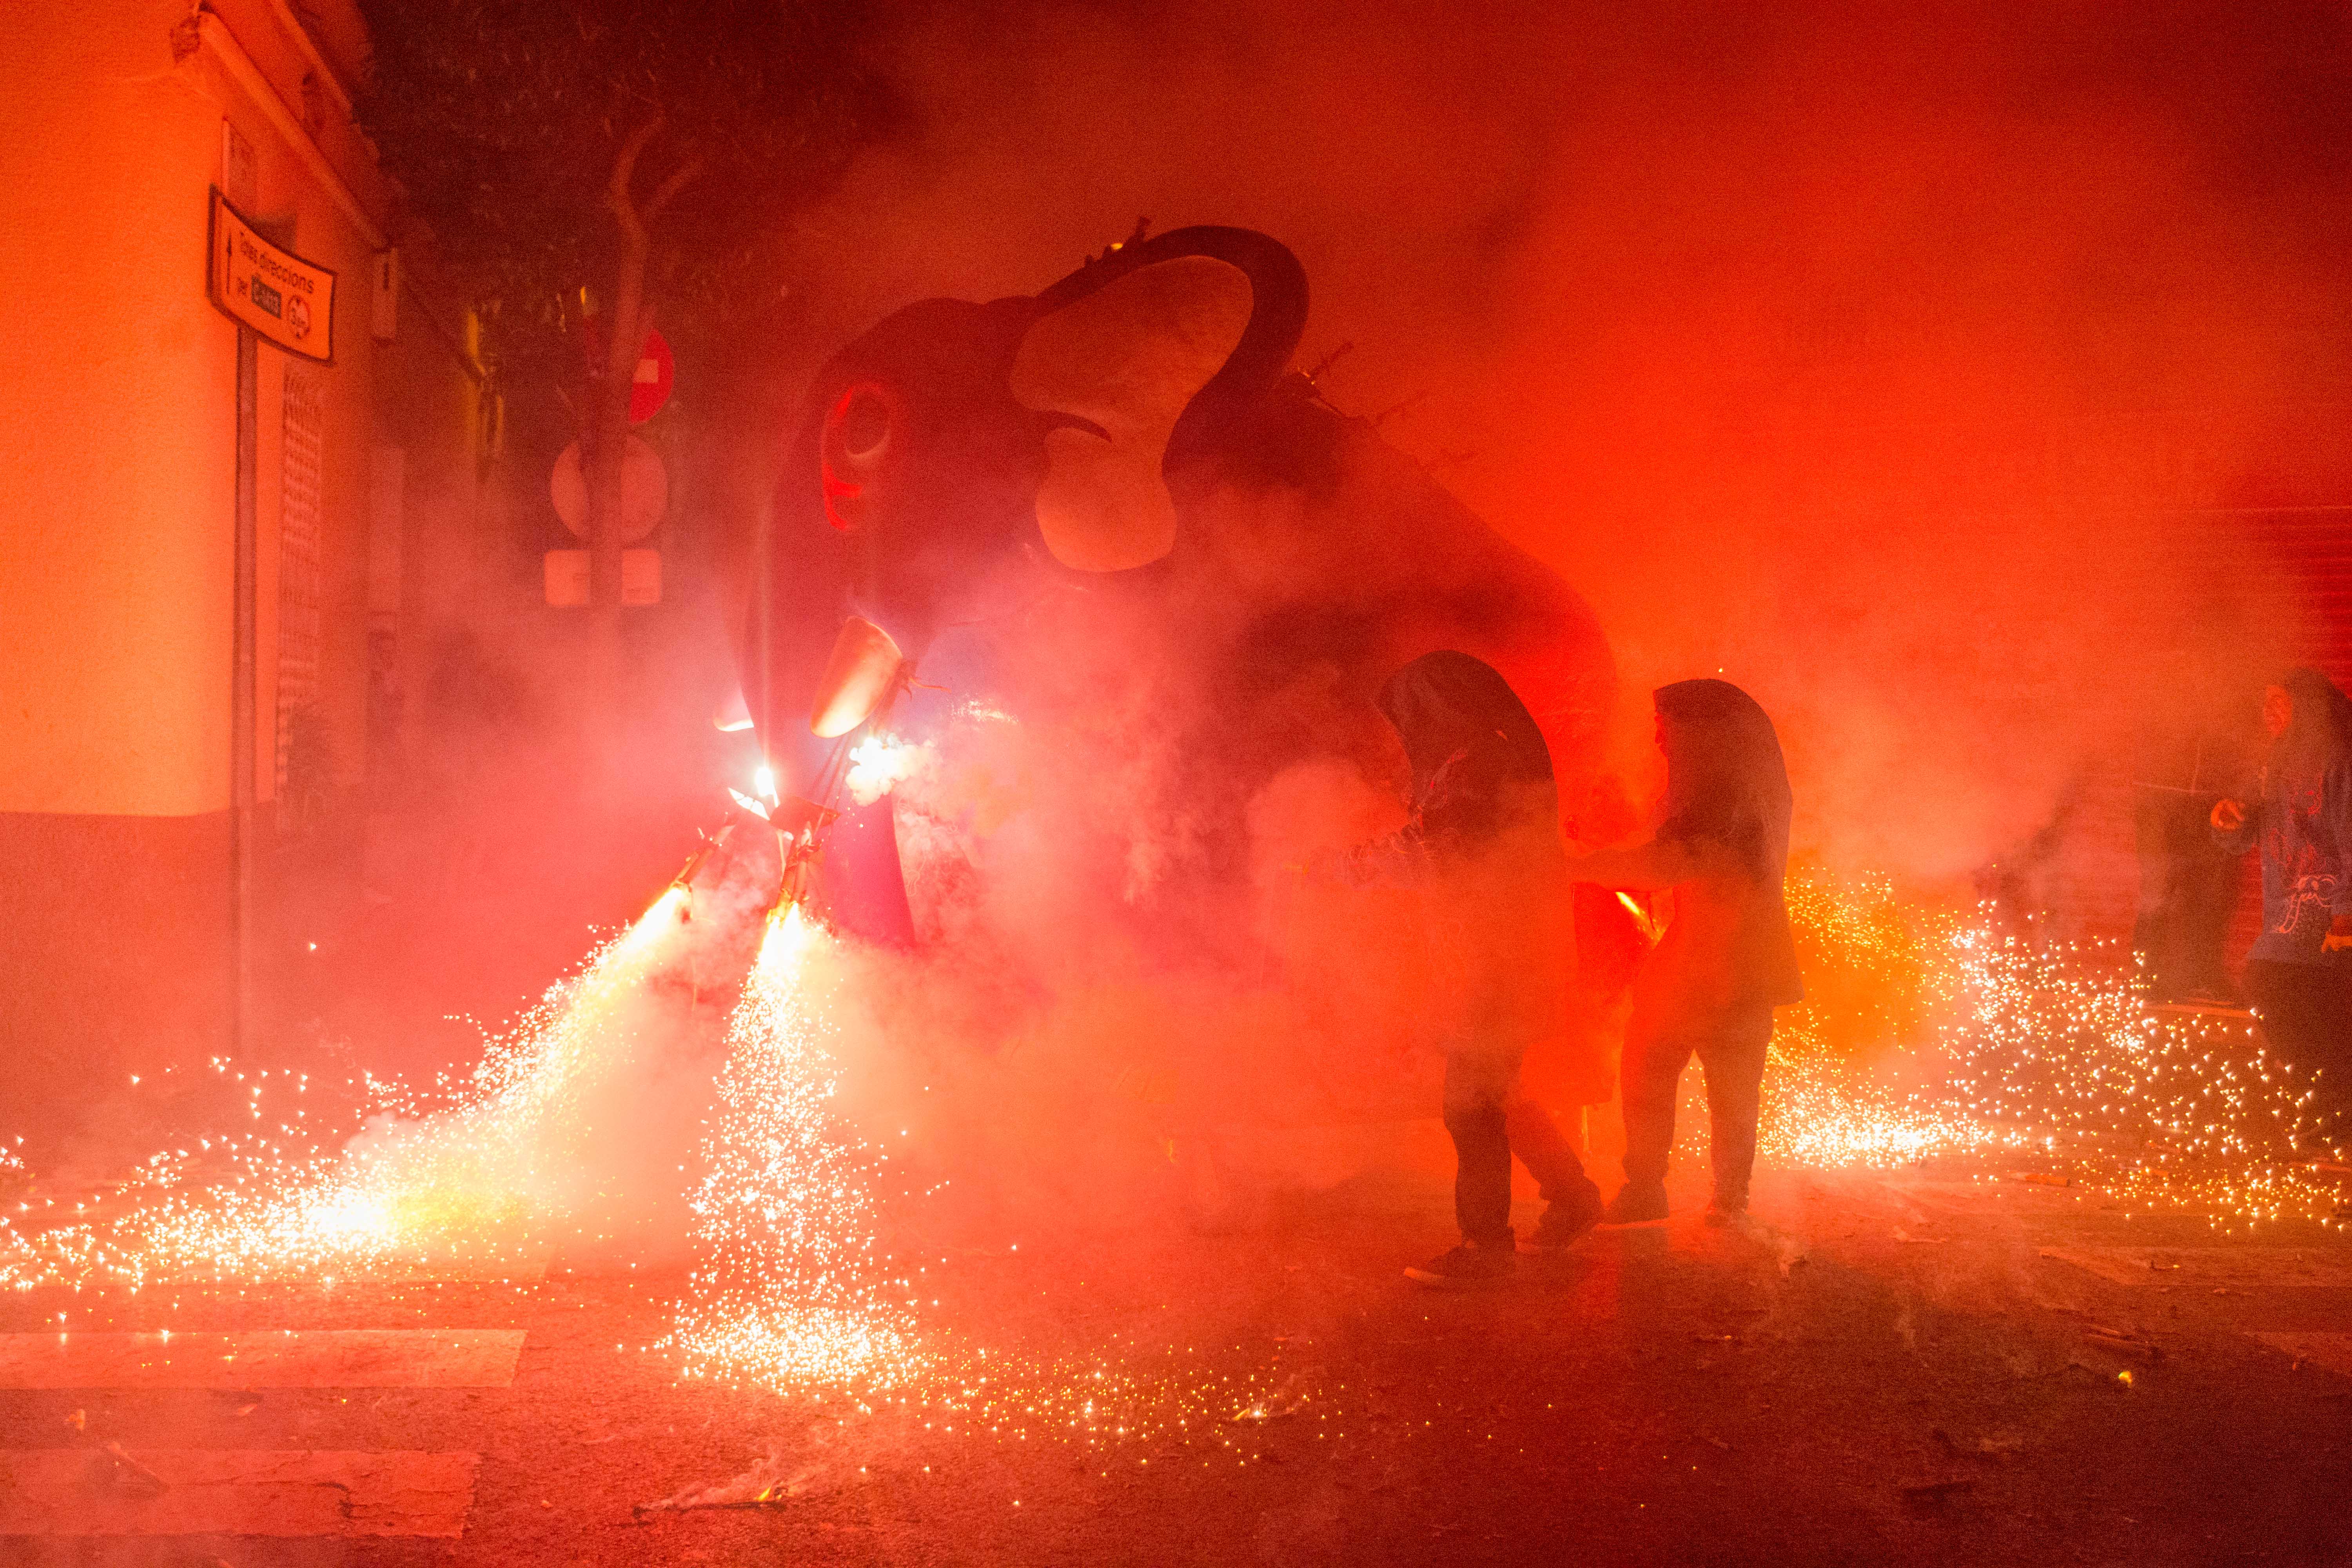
[{"x1": 820, "y1": 383, "x2": 897, "y2": 531}]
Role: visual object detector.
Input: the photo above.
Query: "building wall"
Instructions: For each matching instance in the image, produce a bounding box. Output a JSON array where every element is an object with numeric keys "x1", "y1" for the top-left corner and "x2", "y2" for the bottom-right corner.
[
  {"x1": 1, "y1": 2, "x2": 241, "y2": 818},
  {"x1": 0, "y1": 0, "x2": 422, "y2": 1150},
  {"x1": 1973, "y1": 411, "x2": 2352, "y2": 982}
]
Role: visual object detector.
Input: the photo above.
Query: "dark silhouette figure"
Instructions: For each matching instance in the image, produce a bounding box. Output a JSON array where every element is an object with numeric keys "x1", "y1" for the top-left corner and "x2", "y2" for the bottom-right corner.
[
  {"x1": 1336, "y1": 652, "x2": 1601, "y2": 1286},
  {"x1": 1569, "y1": 680, "x2": 1802, "y2": 1225}
]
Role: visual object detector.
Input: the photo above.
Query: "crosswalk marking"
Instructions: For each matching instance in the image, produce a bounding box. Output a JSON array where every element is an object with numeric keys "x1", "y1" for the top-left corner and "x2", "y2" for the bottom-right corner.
[
  {"x1": 0, "y1": 1329, "x2": 525, "y2": 1390},
  {"x1": 2039, "y1": 1246, "x2": 2352, "y2": 1288},
  {"x1": 0, "y1": 1450, "x2": 478, "y2": 1537},
  {"x1": 2249, "y1": 1332, "x2": 2352, "y2": 1378},
  {"x1": 244, "y1": 1252, "x2": 552, "y2": 1285}
]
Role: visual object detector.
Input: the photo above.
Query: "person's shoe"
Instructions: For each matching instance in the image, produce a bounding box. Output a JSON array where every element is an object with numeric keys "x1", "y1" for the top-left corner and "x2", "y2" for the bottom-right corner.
[
  {"x1": 1521, "y1": 1187, "x2": 1604, "y2": 1253},
  {"x1": 1403, "y1": 1241, "x2": 1516, "y2": 1288},
  {"x1": 1703, "y1": 1191, "x2": 1749, "y2": 1228},
  {"x1": 1600, "y1": 1181, "x2": 1670, "y2": 1226}
]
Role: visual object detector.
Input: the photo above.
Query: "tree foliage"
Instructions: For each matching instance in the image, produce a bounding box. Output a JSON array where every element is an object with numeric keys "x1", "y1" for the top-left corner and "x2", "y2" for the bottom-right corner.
[{"x1": 357, "y1": 0, "x2": 889, "y2": 381}]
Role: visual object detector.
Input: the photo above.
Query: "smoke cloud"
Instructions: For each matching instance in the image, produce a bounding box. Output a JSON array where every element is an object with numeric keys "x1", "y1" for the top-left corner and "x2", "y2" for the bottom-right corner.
[
  {"x1": 326, "y1": 1, "x2": 2352, "y2": 1252},
  {"x1": 764, "y1": 0, "x2": 2350, "y2": 883}
]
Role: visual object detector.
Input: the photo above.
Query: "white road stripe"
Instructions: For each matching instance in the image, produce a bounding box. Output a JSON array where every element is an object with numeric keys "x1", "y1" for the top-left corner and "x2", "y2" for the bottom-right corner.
[
  {"x1": 0, "y1": 1450, "x2": 477, "y2": 1537},
  {"x1": 0, "y1": 1329, "x2": 524, "y2": 1390}
]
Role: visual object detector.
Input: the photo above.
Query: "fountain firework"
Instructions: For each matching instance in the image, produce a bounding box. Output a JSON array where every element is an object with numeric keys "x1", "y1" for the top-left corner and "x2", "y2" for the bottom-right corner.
[
  {"x1": 0, "y1": 887, "x2": 698, "y2": 1294},
  {"x1": 663, "y1": 904, "x2": 923, "y2": 1390}
]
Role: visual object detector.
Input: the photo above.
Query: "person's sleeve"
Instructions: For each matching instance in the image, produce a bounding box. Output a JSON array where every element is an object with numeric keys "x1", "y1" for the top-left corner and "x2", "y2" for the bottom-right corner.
[
  {"x1": 2210, "y1": 799, "x2": 2259, "y2": 856},
  {"x1": 1565, "y1": 835, "x2": 1709, "y2": 890},
  {"x1": 2327, "y1": 765, "x2": 2352, "y2": 916}
]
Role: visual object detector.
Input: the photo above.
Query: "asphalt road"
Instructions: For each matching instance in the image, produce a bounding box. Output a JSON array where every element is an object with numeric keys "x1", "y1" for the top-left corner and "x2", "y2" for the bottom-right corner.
[{"x1": 5, "y1": 1158, "x2": 2351, "y2": 1566}]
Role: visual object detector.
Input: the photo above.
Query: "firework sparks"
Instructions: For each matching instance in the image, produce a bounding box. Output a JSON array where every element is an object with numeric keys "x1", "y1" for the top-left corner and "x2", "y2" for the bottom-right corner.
[
  {"x1": 664, "y1": 904, "x2": 923, "y2": 1389},
  {"x1": 1661, "y1": 871, "x2": 2345, "y2": 1230},
  {"x1": 1750, "y1": 871, "x2": 1990, "y2": 1168},
  {"x1": 655, "y1": 904, "x2": 1312, "y2": 1446},
  {"x1": 0, "y1": 889, "x2": 697, "y2": 1293},
  {"x1": 1938, "y1": 928, "x2": 2339, "y2": 1228},
  {"x1": 5, "y1": 850, "x2": 2335, "y2": 1481}
]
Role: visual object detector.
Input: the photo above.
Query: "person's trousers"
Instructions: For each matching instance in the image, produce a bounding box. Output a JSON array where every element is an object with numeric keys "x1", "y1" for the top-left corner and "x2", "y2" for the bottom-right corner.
[
  {"x1": 2244, "y1": 958, "x2": 2352, "y2": 1134},
  {"x1": 1620, "y1": 1002, "x2": 1776, "y2": 1203},
  {"x1": 1442, "y1": 1050, "x2": 1597, "y2": 1249}
]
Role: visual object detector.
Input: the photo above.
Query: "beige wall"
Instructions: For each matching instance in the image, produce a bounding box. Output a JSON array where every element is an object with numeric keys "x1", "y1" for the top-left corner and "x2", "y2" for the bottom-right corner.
[
  {"x1": 0, "y1": 0, "x2": 382, "y2": 817},
  {"x1": 0, "y1": 0, "x2": 436, "y2": 1142}
]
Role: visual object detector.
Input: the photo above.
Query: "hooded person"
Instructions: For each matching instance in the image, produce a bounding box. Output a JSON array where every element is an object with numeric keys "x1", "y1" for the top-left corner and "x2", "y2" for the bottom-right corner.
[
  {"x1": 2210, "y1": 667, "x2": 2352, "y2": 1127},
  {"x1": 1566, "y1": 679, "x2": 1801, "y2": 1225},
  {"x1": 1332, "y1": 650, "x2": 1603, "y2": 1287}
]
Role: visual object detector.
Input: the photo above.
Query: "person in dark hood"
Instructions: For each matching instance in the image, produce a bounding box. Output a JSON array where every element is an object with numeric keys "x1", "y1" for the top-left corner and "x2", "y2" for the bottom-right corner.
[
  {"x1": 1334, "y1": 651, "x2": 1602, "y2": 1286},
  {"x1": 2211, "y1": 668, "x2": 2352, "y2": 1128},
  {"x1": 1567, "y1": 679, "x2": 1801, "y2": 1225}
]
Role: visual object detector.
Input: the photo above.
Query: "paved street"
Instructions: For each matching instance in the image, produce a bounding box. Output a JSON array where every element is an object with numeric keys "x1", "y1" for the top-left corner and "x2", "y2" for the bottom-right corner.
[{"x1": 5, "y1": 1160, "x2": 2349, "y2": 1566}]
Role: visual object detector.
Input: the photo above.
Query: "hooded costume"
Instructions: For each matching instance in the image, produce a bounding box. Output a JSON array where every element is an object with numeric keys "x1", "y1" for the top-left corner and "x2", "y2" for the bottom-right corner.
[
  {"x1": 1351, "y1": 651, "x2": 1601, "y2": 1256},
  {"x1": 2214, "y1": 667, "x2": 2352, "y2": 1103},
  {"x1": 1569, "y1": 679, "x2": 1800, "y2": 1213}
]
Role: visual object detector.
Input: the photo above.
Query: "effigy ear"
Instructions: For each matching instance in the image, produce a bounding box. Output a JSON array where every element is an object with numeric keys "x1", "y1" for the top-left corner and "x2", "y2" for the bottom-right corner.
[{"x1": 1009, "y1": 254, "x2": 1254, "y2": 572}]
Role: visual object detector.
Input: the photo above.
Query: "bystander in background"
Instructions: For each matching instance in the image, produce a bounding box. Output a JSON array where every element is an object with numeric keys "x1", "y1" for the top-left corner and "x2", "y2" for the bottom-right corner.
[{"x1": 2211, "y1": 668, "x2": 2352, "y2": 1133}]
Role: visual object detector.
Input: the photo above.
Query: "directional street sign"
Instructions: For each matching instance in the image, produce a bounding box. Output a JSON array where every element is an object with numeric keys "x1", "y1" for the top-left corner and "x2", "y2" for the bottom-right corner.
[{"x1": 207, "y1": 190, "x2": 335, "y2": 362}]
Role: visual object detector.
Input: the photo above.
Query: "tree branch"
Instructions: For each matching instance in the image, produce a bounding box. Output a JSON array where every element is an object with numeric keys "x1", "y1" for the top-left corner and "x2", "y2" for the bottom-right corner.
[
  {"x1": 607, "y1": 113, "x2": 664, "y2": 252},
  {"x1": 641, "y1": 155, "x2": 705, "y2": 227}
]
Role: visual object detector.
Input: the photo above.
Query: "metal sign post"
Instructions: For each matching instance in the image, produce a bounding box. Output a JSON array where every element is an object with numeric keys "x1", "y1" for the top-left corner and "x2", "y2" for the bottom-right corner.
[
  {"x1": 207, "y1": 187, "x2": 331, "y2": 1054},
  {"x1": 232, "y1": 323, "x2": 257, "y2": 1053}
]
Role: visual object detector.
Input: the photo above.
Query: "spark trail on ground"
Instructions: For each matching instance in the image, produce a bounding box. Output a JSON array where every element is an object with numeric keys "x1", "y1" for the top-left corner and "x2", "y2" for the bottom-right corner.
[
  {"x1": 1676, "y1": 871, "x2": 2345, "y2": 1229},
  {"x1": 0, "y1": 889, "x2": 693, "y2": 1293},
  {"x1": 1752, "y1": 872, "x2": 1992, "y2": 1168},
  {"x1": 4, "y1": 858, "x2": 2339, "y2": 1459},
  {"x1": 1939, "y1": 927, "x2": 2339, "y2": 1226},
  {"x1": 664, "y1": 904, "x2": 923, "y2": 1390},
  {"x1": 656, "y1": 903, "x2": 1318, "y2": 1446}
]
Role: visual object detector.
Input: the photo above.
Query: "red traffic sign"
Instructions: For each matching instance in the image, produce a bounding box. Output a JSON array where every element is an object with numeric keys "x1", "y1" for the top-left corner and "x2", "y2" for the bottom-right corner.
[
  {"x1": 630, "y1": 328, "x2": 673, "y2": 424},
  {"x1": 581, "y1": 319, "x2": 675, "y2": 423}
]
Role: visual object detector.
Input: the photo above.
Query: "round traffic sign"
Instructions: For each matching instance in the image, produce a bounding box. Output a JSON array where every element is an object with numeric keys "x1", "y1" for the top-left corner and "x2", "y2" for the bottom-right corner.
[{"x1": 550, "y1": 437, "x2": 667, "y2": 544}]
